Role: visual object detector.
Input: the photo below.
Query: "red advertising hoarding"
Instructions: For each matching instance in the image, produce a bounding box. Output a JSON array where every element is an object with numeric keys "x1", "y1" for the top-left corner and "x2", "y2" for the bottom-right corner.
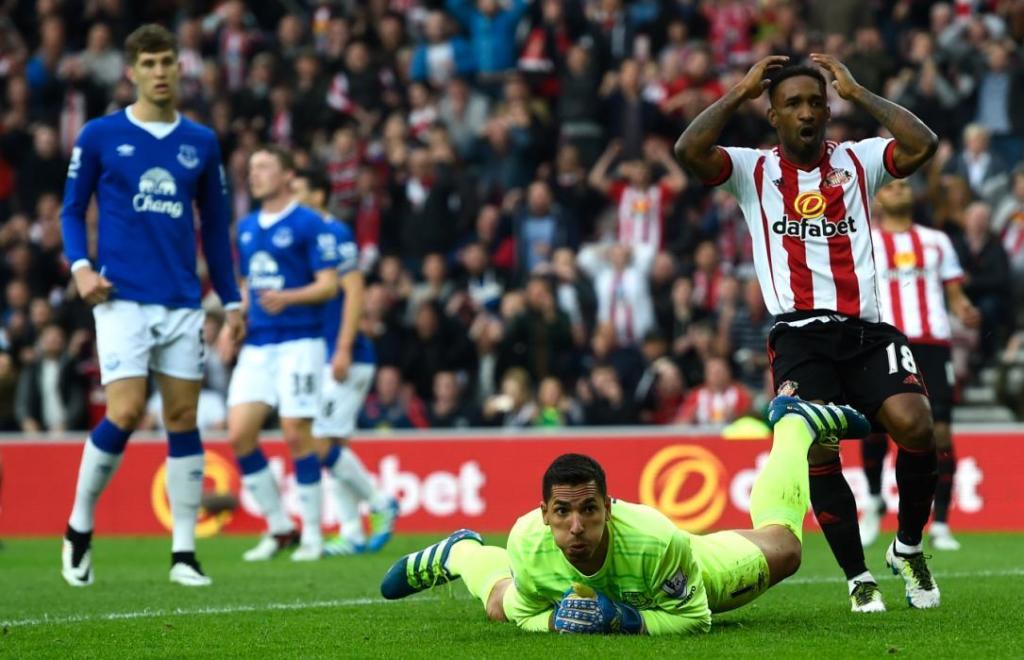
[{"x1": 0, "y1": 430, "x2": 1020, "y2": 536}]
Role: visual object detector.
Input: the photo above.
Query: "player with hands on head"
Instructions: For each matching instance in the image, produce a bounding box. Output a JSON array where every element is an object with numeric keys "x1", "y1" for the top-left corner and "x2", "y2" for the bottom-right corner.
[
  {"x1": 380, "y1": 394, "x2": 873, "y2": 635},
  {"x1": 60, "y1": 24, "x2": 243, "y2": 588},
  {"x1": 675, "y1": 52, "x2": 941, "y2": 613}
]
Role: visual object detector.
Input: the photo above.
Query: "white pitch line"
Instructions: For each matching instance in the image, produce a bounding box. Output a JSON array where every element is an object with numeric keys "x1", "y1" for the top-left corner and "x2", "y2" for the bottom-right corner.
[
  {"x1": 780, "y1": 566, "x2": 1024, "y2": 586},
  {"x1": 4, "y1": 568, "x2": 1023, "y2": 629}
]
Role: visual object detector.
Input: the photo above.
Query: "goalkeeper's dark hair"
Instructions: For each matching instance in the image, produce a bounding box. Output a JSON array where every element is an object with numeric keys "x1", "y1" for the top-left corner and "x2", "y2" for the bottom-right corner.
[
  {"x1": 767, "y1": 64, "x2": 827, "y2": 105},
  {"x1": 543, "y1": 454, "x2": 607, "y2": 501}
]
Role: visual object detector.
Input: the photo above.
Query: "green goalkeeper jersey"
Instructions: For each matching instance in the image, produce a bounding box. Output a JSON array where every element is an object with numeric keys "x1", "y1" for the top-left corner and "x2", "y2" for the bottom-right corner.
[{"x1": 503, "y1": 499, "x2": 713, "y2": 635}]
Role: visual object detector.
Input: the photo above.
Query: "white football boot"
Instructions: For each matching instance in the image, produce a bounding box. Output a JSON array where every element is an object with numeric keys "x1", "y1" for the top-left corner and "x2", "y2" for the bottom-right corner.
[
  {"x1": 849, "y1": 580, "x2": 886, "y2": 613},
  {"x1": 885, "y1": 540, "x2": 941, "y2": 608},
  {"x1": 290, "y1": 541, "x2": 323, "y2": 562},
  {"x1": 61, "y1": 538, "x2": 94, "y2": 587},
  {"x1": 243, "y1": 530, "x2": 300, "y2": 561},
  {"x1": 858, "y1": 494, "x2": 885, "y2": 547},
  {"x1": 170, "y1": 561, "x2": 212, "y2": 587}
]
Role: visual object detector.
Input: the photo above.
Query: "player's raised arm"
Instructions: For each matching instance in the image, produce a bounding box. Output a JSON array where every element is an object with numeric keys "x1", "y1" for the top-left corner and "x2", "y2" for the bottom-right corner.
[
  {"x1": 810, "y1": 53, "x2": 938, "y2": 177},
  {"x1": 674, "y1": 55, "x2": 789, "y2": 184}
]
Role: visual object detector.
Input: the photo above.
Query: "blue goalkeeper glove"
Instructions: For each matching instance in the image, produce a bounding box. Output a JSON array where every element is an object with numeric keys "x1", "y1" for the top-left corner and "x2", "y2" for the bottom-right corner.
[{"x1": 553, "y1": 583, "x2": 644, "y2": 635}]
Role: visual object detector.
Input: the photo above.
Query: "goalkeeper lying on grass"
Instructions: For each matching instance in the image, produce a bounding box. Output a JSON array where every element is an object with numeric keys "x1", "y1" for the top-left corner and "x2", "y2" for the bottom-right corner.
[{"x1": 381, "y1": 395, "x2": 871, "y2": 634}]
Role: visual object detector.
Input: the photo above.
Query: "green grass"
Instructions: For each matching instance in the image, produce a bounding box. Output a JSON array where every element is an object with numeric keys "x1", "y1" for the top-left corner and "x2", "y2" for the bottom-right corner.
[{"x1": 1, "y1": 533, "x2": 1022, "y2": 658}]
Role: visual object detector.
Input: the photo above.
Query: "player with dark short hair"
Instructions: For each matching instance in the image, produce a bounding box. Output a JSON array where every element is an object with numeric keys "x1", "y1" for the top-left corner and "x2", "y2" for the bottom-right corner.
[
  {"x1": 60, "y1": 22, "x2": 244, "y2": 587},
  {"x1": 674, "y1": 53, "x2": 942, "y2": 612},
  {"x1": 380, "y1": 397, "x2": 871, "y2": 635}
]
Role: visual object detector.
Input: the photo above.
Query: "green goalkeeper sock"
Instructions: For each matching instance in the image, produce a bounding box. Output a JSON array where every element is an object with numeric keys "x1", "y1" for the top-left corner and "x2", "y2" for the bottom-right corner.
[
  {"x1": 447, "y1": 542, "x2": 512, "y2": 605},
  {"x1": 749, "y1": 415, "x2": 814, "y2": 543}
]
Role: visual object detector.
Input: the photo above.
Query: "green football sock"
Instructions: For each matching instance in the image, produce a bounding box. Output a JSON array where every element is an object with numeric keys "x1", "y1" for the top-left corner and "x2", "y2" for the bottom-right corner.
[
  {"x1": 447, "y1": 542, "x2": 512, "y2": 605},
  {"x1": 749, "y1": 415, "x2": 814, "y2": 543}
]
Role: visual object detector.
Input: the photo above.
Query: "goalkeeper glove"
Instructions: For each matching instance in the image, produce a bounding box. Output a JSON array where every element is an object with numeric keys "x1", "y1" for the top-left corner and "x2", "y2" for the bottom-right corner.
[{"x1": 553, "y1": 583, "x2": 644, "y2": 635}]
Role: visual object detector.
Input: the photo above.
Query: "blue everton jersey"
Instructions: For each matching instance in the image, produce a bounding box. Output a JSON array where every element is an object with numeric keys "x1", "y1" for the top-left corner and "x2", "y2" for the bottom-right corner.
[
  {"x1": 321, "y1": 218, "x2": 376, "y2": 364},
  {"x1": 61, "y1": 109, "x2": 240, "y2": 309},
  {"x1": 238, "y1": 203, "x2": 340, "y2": 345}
]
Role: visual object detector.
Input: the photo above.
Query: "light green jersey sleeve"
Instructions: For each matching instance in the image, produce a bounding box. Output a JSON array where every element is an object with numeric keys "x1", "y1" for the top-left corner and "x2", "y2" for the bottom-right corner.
[
  {"x1": 502, "y1": 509, "x2": 557, "y2": 631},
  {"x1": 640, "y1": 529, "x2": 712, "y2": 635}
]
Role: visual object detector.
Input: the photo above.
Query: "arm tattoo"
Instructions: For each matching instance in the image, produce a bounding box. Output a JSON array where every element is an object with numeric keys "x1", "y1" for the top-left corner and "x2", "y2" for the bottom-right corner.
[{"x1": 852, "y1": 87, "x2": 937, "y2": 163}]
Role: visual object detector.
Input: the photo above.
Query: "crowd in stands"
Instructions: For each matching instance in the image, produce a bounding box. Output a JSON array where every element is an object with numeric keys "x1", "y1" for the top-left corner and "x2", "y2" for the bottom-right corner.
[{"x1": 0, "y1": 0, "x2": 1023, "y2": 434}]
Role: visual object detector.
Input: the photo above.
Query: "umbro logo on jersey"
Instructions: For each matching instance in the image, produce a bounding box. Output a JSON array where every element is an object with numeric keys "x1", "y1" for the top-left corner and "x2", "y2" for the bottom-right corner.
[{"x1": 116, "y1": 144, "x2": 135, "y2": 157}]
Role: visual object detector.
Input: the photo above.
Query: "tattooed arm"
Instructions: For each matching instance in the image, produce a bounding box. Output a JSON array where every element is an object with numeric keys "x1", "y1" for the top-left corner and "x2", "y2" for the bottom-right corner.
[
  {"x1": 811, "y1": 53, "x2": 938, "y2": 176},
  {"x1": 674, "y1": 55, "x2": 789, "y2": 183}
]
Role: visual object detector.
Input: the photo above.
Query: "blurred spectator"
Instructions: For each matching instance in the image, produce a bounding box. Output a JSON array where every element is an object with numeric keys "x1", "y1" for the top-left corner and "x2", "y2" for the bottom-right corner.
[
  {"x1": 500, "y1": 275, "x2": 574, "y2": 383},
  {"x1": 15, "y1": 324, "x2": 88, "y2": 432},
  {"x1": 589, "y1": 138, "x2": 686, "y2": 273},
  {"x1": 446, "y1": 0, "x2": 529, "y2": 86},
  {"x1": 943, "y1": 124, "x2": 1010, "y2": 203},
  {"x1": 514, "y1": 181, "x2": 575, "y2": 275},
  {"x1": 557, "y1": 44, "x2": 604, "y2": 165},
  {"x1": 438, "y1": 76, "x2": 489, "y2": 158},
  {"x1": 728, "y1": 278, "x2": 773, "y2": 390},
  {"x1": 548, "y1": 247, "x2": 596, "y2": 347},
  {"x1": 675, "y1": 356, "x2": 752, "y2": 425},
  {"x1": 535, "y1": 375, "x2": 582, "y2": 427},
  {"x1": 588, "y1": 243, "x2": 654, "y2": 347},
  {"x1": 601, "y1": 58, "x2": 664, "y2": 160},
  {"x1": 401, "y1": 300, "x2": 475, "y2": 400},
  {"x1": 17, "y1": 125, "x2": 66, "y2": 215},
  {"x1": 578, "y1": 363, "x2": 637, "y2": 425},
  {"x1": 972, "y1": 40, "x2": 1024, "y2": 168},
  {"x1": 952, "y1": 201, "x2": 1013, "y2": 362},
  {"x1": 994, "y1": 168, "x2": 1024, "y2": 314},
  {"x1": 77, "y1": 23, "x2": 123, "y2": 92},
  {"x1": 481, "y1": 366, "x2": 536, "y2": 427},
  {"x1": 0, "y1": 352, "x2": 19, "y2": 430},
  {"x1": 407, "y1": 252, "x2": 456, "y2": 322},
  {"x1": 456, "y1": 242, "x2": 505, "y2": 316},
  {"x1": 410, "y1": 10, "x2": 475, "y2": 87},
  {"x1": 427, "y1": 370, "x2": 478, "y2": 428},
  {"x1": 637, "y1": 356, "x2": 686, "y2": 425},
  {"x1": 358, "y1": 365, "x2": 428, "y2": 430},
  {"x1": 387, "y1": 147, "x2": 459, "y2": 264}
]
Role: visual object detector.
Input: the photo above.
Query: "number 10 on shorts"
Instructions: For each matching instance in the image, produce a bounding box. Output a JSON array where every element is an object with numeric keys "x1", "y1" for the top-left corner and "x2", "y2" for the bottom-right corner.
[{"x1": 885, "y1": 342, "x2": 918, "y2": 375}]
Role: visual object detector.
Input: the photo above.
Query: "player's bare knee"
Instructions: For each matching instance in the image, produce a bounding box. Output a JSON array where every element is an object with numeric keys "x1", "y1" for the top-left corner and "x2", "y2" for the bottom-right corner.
[
  {"x1": 892, "y1": 414, "x2": 934, "y2": 451},
  {"x1": 106, "y1": 398, "x2": 146, "y2": 430},
  {"x1": 485, "y1": 579, "x2": 510, "y2": 622},
  {"x1": 162, "y1": 402, "x2": 198, "y2": 431}
]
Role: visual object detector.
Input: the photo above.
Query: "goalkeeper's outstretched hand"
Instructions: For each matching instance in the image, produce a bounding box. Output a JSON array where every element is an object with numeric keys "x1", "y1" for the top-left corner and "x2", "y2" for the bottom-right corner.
[{"x1": 554, "y1": 583, "x2": 645, "y2": 634}]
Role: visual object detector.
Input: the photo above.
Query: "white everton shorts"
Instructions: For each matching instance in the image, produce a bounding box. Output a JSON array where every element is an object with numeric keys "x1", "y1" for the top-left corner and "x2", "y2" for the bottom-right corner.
[
  {"x1": 313, "y1": 362, "x2": 376, "y2": 439},
  {"x1": 227, "y1": 337, "x2": 326, "y2": 418},
  {"x1": 93, "y1": 300, "x2": 205, "y2": 385}
]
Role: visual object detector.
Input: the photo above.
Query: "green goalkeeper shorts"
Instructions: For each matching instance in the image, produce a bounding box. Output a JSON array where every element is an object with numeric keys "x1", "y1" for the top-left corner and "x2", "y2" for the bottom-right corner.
[{"x1": 690, "y1": 531, "x2": 771, "y2": 613}]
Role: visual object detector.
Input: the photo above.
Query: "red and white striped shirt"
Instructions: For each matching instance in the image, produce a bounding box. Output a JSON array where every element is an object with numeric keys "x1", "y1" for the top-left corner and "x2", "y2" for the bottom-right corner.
[
  {"x1": 609, "y1": 181, "x2": 676, "y2": 254},
  {"x1": 872, "y1": 224, "x2": 963, "y2": 344},
  {"x1": 710, "y1": 138, "x2": 902, "y2": 322},
  {"x1": 676, "y1": 384, "x2": 752, "y2": 424}
]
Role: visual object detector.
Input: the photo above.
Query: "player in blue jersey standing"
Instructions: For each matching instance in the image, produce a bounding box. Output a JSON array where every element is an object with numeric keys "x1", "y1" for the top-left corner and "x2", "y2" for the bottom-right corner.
[
  {"x1": 225, "y1": 147, "x2": 340, "y2": 562},
  {"x1": 291, "y1": 171, "x2": 398, "y2": 556},
  {"x1": 60, "y1": 25, "x2": 245, "y2": 587}
]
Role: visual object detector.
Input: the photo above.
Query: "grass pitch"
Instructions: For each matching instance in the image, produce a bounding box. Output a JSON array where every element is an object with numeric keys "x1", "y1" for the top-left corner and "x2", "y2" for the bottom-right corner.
[{"x1": 1, "y1": 532, "x2": 1022, "y2": 658}]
